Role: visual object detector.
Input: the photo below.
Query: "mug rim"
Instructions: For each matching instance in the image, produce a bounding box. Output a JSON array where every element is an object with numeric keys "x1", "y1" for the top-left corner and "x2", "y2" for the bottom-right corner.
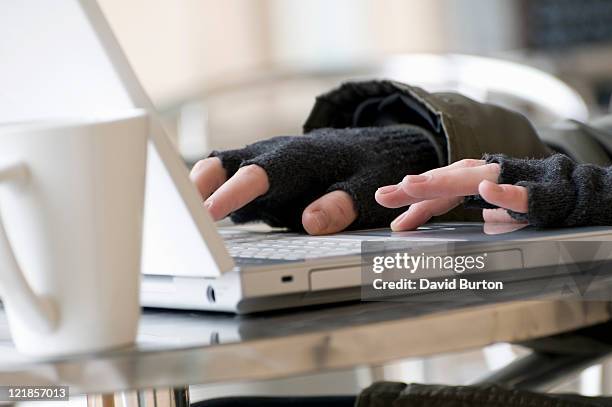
[{"x1": 0, "y1": 109, "x2": 147, "y2": 135}]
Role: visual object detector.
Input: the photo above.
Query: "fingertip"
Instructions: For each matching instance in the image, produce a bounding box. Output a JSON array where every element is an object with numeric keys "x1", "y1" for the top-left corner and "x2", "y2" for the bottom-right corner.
[
  {"x1": 390, "y1": 218, "x2": 418, "y2": 232},
  {"x1": 478, "y1": 180, "x2": 505, "y2": 207},
  {"x1": 482, "y1": 208, "x2": 514, "y2": 223},
  {"x1": 479, "y1": 181, "x2": 529, "y2": 214},
  {"x1": 189, "y1": 157, "x2": 227, "y2": 199},
  {"x1": 302, "y1": 210, "x2": 329, "y2": 235},
  {"x1": 390, "y1": 220, "x2": 408, "y2": 232},
  {"x1": 204, "y1": 163, "x2": 269, "y2": 221},
  {"x1": 375, "y1": 185, "x2": 398, "y2": 207},
  {"x1": 485, "y1": 162, "x2": 501, "y2": 174},
  {"x1": 375, "y1": 184, "x2": 420, "y2": 208},
  {"x1": 189, "y1": 159, "x2": 205, "y2": 179},
  {"x1": 302, "y1": 191, "x2": 357, "y2": 235},
  {"x1": 398, "y1": 174, "x2": 432, "y2": 196},
  {"x1": 391, "y1": 196, "x2": 462, "y2": 232},
  {"x1": 203, "y1": 199, "x2": 221, "y2": 221},
  {"x1": 390, "y1": 209, "x2": 420, "y2": 232},
  {"x1": 478, "y1": 179, "x2": 502, "y2": 196}
]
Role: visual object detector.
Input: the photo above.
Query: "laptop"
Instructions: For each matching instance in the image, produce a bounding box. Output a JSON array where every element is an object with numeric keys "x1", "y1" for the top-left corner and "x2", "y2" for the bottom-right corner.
[{"x1": 4, "y1": 0, "x2": 612, "y2": 314}]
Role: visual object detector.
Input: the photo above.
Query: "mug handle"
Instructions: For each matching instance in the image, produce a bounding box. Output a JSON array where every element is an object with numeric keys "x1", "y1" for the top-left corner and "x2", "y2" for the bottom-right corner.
[{"x1": 0, "y1": 163, "x2": 57, "y2": 333}]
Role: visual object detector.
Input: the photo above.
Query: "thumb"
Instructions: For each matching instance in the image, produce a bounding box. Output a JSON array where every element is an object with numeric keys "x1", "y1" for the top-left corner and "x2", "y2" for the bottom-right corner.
[{"x1": 302, "y1": 191, "x2": 357, "y2": 235}]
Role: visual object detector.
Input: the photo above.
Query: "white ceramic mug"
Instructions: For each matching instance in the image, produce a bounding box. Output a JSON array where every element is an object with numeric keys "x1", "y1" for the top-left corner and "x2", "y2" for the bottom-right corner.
[{"x1": 0, "y1": 111, "x2": 147, "y2": 356}]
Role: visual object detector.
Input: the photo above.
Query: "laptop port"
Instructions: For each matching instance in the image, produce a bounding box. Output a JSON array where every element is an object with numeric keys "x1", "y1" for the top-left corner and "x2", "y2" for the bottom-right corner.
[
  {"x1": 206, "y1": 285, "x2": 216, "y2": 303},
  {"x1": 281, "y1": 275, "x2": 294, "y2": 283}
]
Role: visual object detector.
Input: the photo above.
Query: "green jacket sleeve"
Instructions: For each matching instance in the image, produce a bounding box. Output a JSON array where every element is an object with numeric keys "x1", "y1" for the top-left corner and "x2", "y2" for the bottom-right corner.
[{"x1": 303, "y1": 80, "x2": 551, "y2": 164}]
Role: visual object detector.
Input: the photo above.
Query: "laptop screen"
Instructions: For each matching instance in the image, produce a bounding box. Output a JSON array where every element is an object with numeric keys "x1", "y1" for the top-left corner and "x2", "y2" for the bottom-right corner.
[{"x1": 0, "y1": 0, "x2": 133, "y2": 122}]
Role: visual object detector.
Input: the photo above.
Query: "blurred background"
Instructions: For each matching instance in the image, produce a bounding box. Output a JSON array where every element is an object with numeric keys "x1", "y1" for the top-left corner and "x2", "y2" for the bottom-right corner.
[
  {"x1": 91, "y1": 0, "x2": 612, "y2": 402},
  {"x1": 99, "y1": 0, "x2": 612, "y2": 164}
]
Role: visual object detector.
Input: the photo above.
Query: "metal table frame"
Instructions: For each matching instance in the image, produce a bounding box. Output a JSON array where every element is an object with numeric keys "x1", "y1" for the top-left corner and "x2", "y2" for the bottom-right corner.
[{"x1": 1, "y1": 293, "x2": 611, "y2": 406}]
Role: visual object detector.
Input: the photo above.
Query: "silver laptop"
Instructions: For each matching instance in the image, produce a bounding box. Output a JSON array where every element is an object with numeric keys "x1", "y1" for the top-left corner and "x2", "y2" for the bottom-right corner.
[{"x1": 4, "y1": 0, "x2": 612, "y2": 314}]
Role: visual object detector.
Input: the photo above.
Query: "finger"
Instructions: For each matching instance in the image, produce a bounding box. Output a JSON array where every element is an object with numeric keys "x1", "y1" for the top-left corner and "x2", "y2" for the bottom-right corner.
[
  {"x1": 375, "y1": 183, "x2": 412, "y2": 208},
  {"x1": 189, "y1": 157, "x2": 228, "y2": 200},
  {"x1": 479, "y1": 180, "x2": 528, "y2": 213},
  {"x1": 376, "y1": 160, "x2": 494, "y2": 208},
  {"x1": 483, "y1": 220, "x2": 528, "y2": 235},
  {"x1": 376, "y1": 159, "x2": 485, "y2": 208},
  {"x1": 400, "y1": 162, "x2": 500, "y2": 201},
  {"x1": 482, "y1": 208, "x2": 521, "y2": 223},
  {"x1": 439, "y1": 158, "x2": 486, "y2": 171},
  {"x1": 205, "y1": 164, "x2": 269, "y2": 221},
  {"x1": 390, "y1": 196, "x2": 463, "y2": 231},
  {"x1": 415, "y1": 158, "x2": 487, "y2": 177},
  {"x1": 302, "y1": 190, "x2": 357, "y2": 235}
]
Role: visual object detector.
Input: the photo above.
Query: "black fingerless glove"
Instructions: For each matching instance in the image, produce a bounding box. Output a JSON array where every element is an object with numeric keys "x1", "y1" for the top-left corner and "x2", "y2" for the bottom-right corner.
[
  {"x1": 210, "y1": 125, "x2": 443, "y2": 230},
  {"x1": 466, "y1": 154, "x2": 612, "y2": 227}
]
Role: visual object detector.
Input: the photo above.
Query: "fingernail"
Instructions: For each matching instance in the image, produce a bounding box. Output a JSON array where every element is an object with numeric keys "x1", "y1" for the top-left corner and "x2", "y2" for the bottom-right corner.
[
  {"x1": 377, "y1": 184, "x2": 399, "y2": 195},
  {"x1": 403, "y1": 174, "x2": 432, "y2": 184},
  {"x1": 391, "y1": 212, "x2": 408, "y2": 229},
  {"x1": 204, "y1": 199, "x2": 213, "y2": 209},
  {"x1": 308, "y1": 210, "x2": 329, "y2": 233}
]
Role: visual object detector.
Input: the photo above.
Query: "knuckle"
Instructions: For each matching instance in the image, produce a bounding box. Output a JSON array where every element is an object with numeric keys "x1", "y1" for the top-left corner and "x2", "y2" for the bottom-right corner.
[
  {"x1": 318, "y1": 191, "x2": 354, "y2": 225},
  {"x1": 238, "y1": 164, "x2": 266, "y2": 178},
  {"x1": 330, "y1": 192, "x2": 355, "y2": 221},
  {"x1": 485, "y1": 162, "x2": 501, "y2": 174},
  {"x1": 459, "y1": 158, "x2": 482, "y2": 168}
]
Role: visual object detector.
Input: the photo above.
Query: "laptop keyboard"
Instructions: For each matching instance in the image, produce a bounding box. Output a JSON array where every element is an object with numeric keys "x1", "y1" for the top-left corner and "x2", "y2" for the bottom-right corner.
[{"x1": 221, "y1": 230, "x2": 362, "y2": 262}]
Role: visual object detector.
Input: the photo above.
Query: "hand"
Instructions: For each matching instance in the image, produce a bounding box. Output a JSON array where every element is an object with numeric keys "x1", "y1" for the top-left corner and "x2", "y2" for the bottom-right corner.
[
  {"x1": 375, "y1": 159, "x2": 529, "y2": 231},
  {"x1": 190, "y1": 126, "x2": 440, "y2": 235},
  {"x1": 189, "y1": 157, "x2": 357, "y2": 235}
]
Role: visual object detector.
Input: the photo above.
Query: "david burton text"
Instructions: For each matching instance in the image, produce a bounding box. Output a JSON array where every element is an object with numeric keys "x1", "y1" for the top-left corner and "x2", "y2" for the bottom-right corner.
[{"x1": 372, "y1": 277, "x2": 504, "y2": 291}]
